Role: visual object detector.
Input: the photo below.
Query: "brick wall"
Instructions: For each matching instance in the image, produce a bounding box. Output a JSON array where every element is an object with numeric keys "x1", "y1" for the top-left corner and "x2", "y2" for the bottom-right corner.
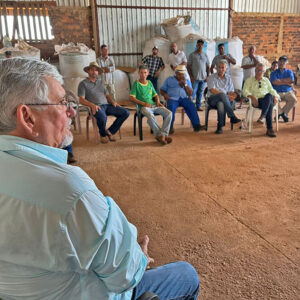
[
  {"x1": 30, "y1": 6, "x2": 93, "y2": 62},
  {"x1": 232, "y1": 13, "x2": 300, "y2": 71}
]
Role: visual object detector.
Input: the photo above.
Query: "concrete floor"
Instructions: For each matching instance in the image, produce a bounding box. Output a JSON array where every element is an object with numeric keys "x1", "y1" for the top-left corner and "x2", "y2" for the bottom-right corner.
[{"x1": 73, "y1": 99, "x2": 300, "y2": 299}]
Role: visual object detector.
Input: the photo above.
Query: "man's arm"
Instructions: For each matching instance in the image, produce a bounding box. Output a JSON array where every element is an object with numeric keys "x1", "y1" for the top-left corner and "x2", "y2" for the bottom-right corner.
[
  {"x1": 106, "y1": 94, "x2": 119, "y2": 107},
  {"x1": 129, "y1": 95, "x2": 151, "y2": 107},
  {"x1": 79, "y1": 96, "x2": 100, "y2": 115},
  {"x1": 187, "y1": 64, "x2": 194, "y2": 83},
  {"x1": 206, "y1": 64, "x2": 210, "y2": 80},
  {"x1": 271, "y1": 78, "x2": 294, "y2": 86},
  {"x1": 160, "y1": 89, "x2": 170, "y2": 101},
  {"x1": 241, "y1": 57, "x2": 257, "y2": 69},
  {"x1": 224, "y1": 54, "x2": 236, "y2": 65}
]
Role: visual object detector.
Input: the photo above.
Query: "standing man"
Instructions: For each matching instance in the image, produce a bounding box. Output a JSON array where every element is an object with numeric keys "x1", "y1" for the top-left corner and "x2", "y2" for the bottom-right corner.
[
  {"x1": 270, "y1": 56, "x2": 297, "y2": 122},
  {"x1": 243, "y1": 63, "x2": 280, "y2": 137},
  {"x1": 160, "y1": 65, "x2": 205, "y2": 134},
  {"x1": 96, "y1": 44, "x2": 116, "y2": 101},
  {"x1": 142, "y1": 46, "x2": 165, "y2": 93},
  {"x1": 130, "y1": 65, "x2": 172, "y2": 145},
  {"x1": 187, "y1": 39, "x2": 210, "y2": 111},
  {"x1": 210, "y1": 43, "x2": 236, "y2": 75},
  {"x1": 78, "y1": 62, "x2": 129, "y2": 144},
  {"x1": 0, "y1": 57, "x2": 200, "y2": 300},
  {"x1": 207, "y1": 60, "x2": 241, "y2": 134},
  {"x1": 241, "y1": 45, "x2": 261, "y2": 82},
  {"x1": 169, "y1": 42, "x2": 187, "y2": 71}
]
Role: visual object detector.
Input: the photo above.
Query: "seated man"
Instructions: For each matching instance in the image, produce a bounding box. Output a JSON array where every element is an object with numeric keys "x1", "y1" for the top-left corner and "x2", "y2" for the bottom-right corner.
[
  {"x1": 78, "y1": 62, "x2": 129, "y2": 143},
  {"x1": 130, "y1": 65, "x2": 172, "y2": 145},
  {"x1": 243, "y1": 63, "x2": 280, "y2": 137},
  {"x1": 264, "y1": 60, "x2": 278, "y2": 79},
  {"x1": 0, "y1": 58, "x2": 200, "y2": 299},
  {"x1": 207, "y1": 60, "x2": 241, "y2": 134},
  {"x1": 160, "y1": 65, "x2": 205, "y2": 134},
  {"x1": 270, "y1": 55, "x2": 297, "y2": 122}
]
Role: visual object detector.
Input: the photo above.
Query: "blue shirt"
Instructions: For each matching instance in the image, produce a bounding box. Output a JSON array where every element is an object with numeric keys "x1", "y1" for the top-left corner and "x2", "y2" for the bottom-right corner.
[
  {"x1": 160, "y1": 76, "x2": 192, "y2": 101},
  {"x1": 0, "y1": 135, "x2": 147, "y2": 300},
  {"x1": 270, "y1": 68, "x2": 294, "y2": 93},
  {"x1": 187, "y1": 51, "x2": 210, "y2": 80},
  {"x1": 207, "y1": 73, "x2": 234, "y2": 97}
]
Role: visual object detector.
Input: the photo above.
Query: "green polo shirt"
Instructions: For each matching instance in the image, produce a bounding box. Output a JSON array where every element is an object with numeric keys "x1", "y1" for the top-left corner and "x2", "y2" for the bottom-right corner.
[{"x1": 130, "y1": 80, "x2": 157, "y2": 108}]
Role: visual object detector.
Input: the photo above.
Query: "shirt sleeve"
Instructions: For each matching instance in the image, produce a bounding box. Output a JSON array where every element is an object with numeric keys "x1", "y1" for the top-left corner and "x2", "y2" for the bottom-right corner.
[
  {"x1": 109, "y1": 57, "x2": 115, "y2": 73},
  {"x1": 182, "y1": 52, "x2": 187, "y2": 63},
  {"x1": 207, "y1": 75, "x2": 215, "y2": 90},
  {"x1": 77, "y1": 81, "x2": 86, "y2": 97},
  {"x1": 242, "y1": 78, "x2": 252, "y2": 98},
  {"x1": 160, "y1": 58, "x2": 165, "y2": 68},
  {"x1": 241, "y1": 56, "x2": 247, "y2": 67},
  {"x1": 65, "y1": 190, "x2": 147, "y2": 294},
  {"x1": 141, "y1": 56, "x2": 147, "y2": 65},
  {"x1": 160, "y1": 77, "x2": 169, "y2": 92},
  {"x1": 270, "y1": 70, "x2": 278, "y2": 84},
  {"x1": 211, "y1": 56, "x2": 217, "y2": 66},
  {"x1": 130, "y1": 81, "x2": 137, "y2": 98}
]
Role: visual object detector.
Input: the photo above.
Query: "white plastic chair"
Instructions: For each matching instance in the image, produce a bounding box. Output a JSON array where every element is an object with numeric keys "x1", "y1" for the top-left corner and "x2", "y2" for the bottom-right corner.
[{"x1": 245, "y1": 98, "x2": 279, "y2": 133}]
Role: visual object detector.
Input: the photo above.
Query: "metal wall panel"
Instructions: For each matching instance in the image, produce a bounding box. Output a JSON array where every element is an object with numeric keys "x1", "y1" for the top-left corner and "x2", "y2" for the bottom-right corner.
[
  {"x1": 234, "y1": 0, "x2": 300, "y2": 13},
  {"x1": 19, "y1": 0, "x2": 90, "y2": 7},
  {"x1": 96, "y1": 0, "x2": 229, "y2": 67}
]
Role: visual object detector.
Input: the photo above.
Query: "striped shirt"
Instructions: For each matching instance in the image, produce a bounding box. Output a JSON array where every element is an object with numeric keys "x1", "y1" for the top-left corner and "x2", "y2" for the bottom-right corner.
[{"x1": 97, "y1": 56, "x2": 115, "y2": 85}]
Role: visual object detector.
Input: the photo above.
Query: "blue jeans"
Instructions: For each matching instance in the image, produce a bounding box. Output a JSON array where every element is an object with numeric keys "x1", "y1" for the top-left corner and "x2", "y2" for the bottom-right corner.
[
  {"x1": 258, "y1": 93, "x2": 274, "y2": 129},
  {"x1": 133, "y1": 261, "x2": 200, "y2": 300},
  {"x1": 147, "y1": 75, "x2": 158, "y2": 93},
  {"x1": 167, "y1": 98, "x2": 200, "y2": 128},
  {"x1": 93, "y1": 104, "x2": 129, "y2": 137},
  {"x1": 208, "y1": 93, "x2": 235, "y2": 128},
  {"x1": 140, "y1": 106, "x2": 172, "y2": 137},
  {"x1": 192, "y1": 80, "x2": 205, "y2": 108}
]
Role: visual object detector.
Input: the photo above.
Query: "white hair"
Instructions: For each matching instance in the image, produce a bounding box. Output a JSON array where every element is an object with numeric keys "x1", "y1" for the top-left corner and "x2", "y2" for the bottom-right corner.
[
  {"x1": 255, "y1": 63, "x2": 265, "y2": 72},
  {"x1": 217, "y1": 59, "x2": 228, "y2": 67},
  {"x1": 0, "y1": 58, "x2": 63, "y2": 133}
]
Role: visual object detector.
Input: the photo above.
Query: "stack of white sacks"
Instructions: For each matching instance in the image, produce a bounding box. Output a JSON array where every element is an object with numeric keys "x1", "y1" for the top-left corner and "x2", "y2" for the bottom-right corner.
[{"x1": 134, "y1": 15, "x2": 245, "y2": 93}]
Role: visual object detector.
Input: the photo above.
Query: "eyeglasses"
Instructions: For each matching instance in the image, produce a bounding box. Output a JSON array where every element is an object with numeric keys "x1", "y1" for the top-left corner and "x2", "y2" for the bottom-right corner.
[
  {"x1": 26, "y1": 95, "x2": 76, "y2": 112},
  {"x1": 258, "y1": 82, "x2": 262, "y2": 88}
]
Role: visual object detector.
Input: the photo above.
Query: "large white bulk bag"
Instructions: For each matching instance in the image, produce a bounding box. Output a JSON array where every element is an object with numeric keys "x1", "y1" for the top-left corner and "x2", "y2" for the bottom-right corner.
[
  {"x1": 214, "y1": 37, "x2": 243, "y2": 66},
  {"x1": 176, "y1": 34, "x2": 216, "y2": 65},
  {"x1": 63, "y1": 77, "x2": 85, "y2": 96},
  {"x1": 0, "y1": 47, "x2": 40, "y2": 60},
  {"x1": 143, "y1": 36, "x2": 171, "y2": 66},
  {"x1": 59, "y1": 50, "x2": 96, "y2": 78},
  {"x1": 114, "y1": 70, "x2": 130, "y2": 102},
  {"x1": 230, "y1": 66, "x2": 243, "y2": 91},
  {"x1": 161, "y1": 16, "x2": 201, "y2": 42},
  {"x1": 128, "y1": 69, "x2": 139, "y2": 88}
]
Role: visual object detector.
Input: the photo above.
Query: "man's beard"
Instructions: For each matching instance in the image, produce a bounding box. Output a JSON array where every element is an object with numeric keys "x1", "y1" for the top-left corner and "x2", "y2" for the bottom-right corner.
[{"x1": 60, "y1": 119, "x2": 74, "y2": 149}]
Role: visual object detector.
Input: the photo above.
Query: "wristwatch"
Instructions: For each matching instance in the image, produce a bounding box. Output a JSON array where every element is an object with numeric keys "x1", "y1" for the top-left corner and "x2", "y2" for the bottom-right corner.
[{"x1": 184, "y1": 84, "x2": 188, "y2": 87}]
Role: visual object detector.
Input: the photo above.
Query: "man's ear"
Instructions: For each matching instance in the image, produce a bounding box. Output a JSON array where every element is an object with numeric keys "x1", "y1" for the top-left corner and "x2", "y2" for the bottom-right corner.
[{"x1": 15, "y1": 105, "x2": 39, "y2": 137}]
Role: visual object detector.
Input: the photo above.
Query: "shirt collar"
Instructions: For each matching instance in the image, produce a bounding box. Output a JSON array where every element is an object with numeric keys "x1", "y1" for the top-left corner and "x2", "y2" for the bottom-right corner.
[{"x1": 0, "y1": 135, "x2": 68, "y2": 164}]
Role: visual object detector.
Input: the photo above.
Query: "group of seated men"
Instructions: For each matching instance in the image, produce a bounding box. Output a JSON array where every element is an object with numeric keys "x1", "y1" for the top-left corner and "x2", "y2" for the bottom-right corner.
[{"x1": 77, "y1": 42, "x2": 297, "y2": 148}]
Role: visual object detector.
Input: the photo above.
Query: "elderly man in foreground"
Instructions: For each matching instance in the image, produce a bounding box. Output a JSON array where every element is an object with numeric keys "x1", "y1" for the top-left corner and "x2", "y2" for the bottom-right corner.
[
  {"x1": 207, "y1": 60, "x2": 241, "y2": 134},
  {"x1": 0, "y1": 58, "x2": 199, "y2": 300},
  {"x1": 243, "y1": 63, "x2": 280, "y2": 138}
]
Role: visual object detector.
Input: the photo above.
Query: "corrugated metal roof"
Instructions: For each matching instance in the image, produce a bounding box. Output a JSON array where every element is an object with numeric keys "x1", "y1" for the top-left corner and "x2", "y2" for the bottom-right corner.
[
  {"x1": 234, "y1": 0, "x2": 300, "y2": 13},
  {"x1": 96, "y1": 0, "x2": 229, "y2": 67},
  {"x1": 18, "y1": 0, "x2": 90, "y2": 7}
]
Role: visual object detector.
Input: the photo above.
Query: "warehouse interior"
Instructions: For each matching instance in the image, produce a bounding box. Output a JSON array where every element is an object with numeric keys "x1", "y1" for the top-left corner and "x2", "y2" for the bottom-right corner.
[{"x1": 0, "y1": 0, "x2": 300, "y2": 299}]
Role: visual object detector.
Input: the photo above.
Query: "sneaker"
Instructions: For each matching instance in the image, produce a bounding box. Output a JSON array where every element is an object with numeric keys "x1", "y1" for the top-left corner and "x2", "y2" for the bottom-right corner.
[
  {"x1": 155, "y1": 136, "x2": 167, "y2": 145},
  {"x1": 266, "y1": 128, "x2": 276, "y2": 137},
  {"x1": 100, "y1": 136, "x2": 109, "y2": 144},
  {"x1": 257, "y1": 116, "x2": 265, "y2": 124},
  {"x1": 197, "y1": 107, "x2": 204, "y2": 111},
  {"x1": 193, "y1": 124, "x2": 206, "y2": 132},
  {"x1": 165, "y1": 136, "x2": 173, "y2": 144},
  {"x1": 230, "y1": 116, "x2": 241, "y2": 124},
  {"x1": 281, "y1": 113, "x2": 289, "y2": 122},
  {"x1": 215, "y1": 127, "x2": 223, "y2": 134}
]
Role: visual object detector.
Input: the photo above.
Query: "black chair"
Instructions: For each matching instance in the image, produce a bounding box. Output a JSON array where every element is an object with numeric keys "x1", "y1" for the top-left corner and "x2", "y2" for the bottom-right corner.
[{"x1": 204, "y1": 87, "x2": 234, "y2": 131}]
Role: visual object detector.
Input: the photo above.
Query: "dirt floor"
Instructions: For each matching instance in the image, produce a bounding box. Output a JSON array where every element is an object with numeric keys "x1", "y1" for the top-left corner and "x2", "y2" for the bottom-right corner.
[{"x1": 72, "y1": 93, "x2": 300, "y2": 299}]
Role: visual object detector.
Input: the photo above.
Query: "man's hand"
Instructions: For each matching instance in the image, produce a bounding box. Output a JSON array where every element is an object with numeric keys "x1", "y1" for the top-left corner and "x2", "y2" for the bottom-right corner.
[
  {"x1": 163, "y1": 94, "x2": 170, "y2": 101},
  {"x1": 179, "y1": 78, "x2": 186, "y2": 88},
  {"x1": 103, "y1": 67, "x2": 110, "y2": 73},
  {"x1": 274, "y1": 97, "x2": 278, "y2": 104},
  {"x1": 140, "y1": 235, "x2": 154, "y2": 269},
  {"x1": 112, "y1": 102, "x2": 120, "y2": 107},
  {"x1": 228, "y1": 91, "x2": 237, "y2": 102},
  {"x1": 144, "y1": 102, "x2": 152, "y2": 108},
  {"x1": 157, "y1": 101, "x2": 164, "y2": 107},
  {"x1": 91, "y1": 104, "x2": 100, "y2": 115},
  {"x1": 190, "y1": 76, "x2": 195, "y2": 84},
  {"x1": 248, "y1": 95, "x2": 258, "y2": 107},
  {"x1": 155, "y1": 70, "x2": 160, "y2": 78}
]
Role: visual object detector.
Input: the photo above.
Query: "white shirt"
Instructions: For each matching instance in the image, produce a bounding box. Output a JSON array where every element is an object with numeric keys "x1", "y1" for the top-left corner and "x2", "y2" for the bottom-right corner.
[
  {"x1": 241, "y1": 55, "x2": 261, "y2": 81},
  {"x1": 168, "y1": 50, "x2": 187, "y2": 68}
]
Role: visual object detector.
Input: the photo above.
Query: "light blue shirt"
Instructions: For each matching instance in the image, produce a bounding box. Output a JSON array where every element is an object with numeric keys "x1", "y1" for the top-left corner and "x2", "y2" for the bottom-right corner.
[
  {"x1": 160, "y1": 76, "x2": 192, "y2": 101},
  {"x1": 0, "y1": 135, "x2": 147, "y2": 300},
  {"x1": 187, "y1": 51, "x2": 210, "y2": 80},
  {"x1": 207, "y1": 73, "x2": 234, "y2": 97}
]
